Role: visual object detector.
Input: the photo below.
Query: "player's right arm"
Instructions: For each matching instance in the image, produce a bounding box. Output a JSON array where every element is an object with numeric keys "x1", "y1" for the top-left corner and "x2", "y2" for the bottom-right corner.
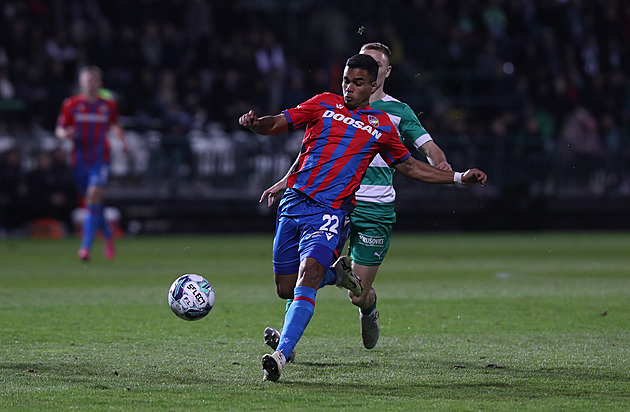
[
  {"x1": 419, "y1": 140, "x2": 451, "y2": 170},
  {"x1": 259, "y1": 154, "x2": 298, "y2": 206},
  {"x1": 55, "y1": 125, "x2": 75, "y2": 140},
  {"x1": 55, "y1": 98, "x2": 76, "y2": 140},
  {"x1": 398, "y1": 104, "x2": 452, "y2": 170},
  {"x1": 239, "y1": 110, "x2": 289, "y2": 135},
  {"x1": 394, "y1": 157, "x2": 486, "y2": 186}
]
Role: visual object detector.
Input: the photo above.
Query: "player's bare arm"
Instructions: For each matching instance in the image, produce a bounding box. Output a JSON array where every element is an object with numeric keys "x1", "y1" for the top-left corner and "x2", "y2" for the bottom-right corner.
[
  {"x1": 112, "y1": 123, "x2": 129, "y2": 153},
  {"x1": 239, "y1": 110, "x2": 289, "y2": 135},
  {"x1": 394, "y1": 157, "x2": 487, "y2": 186},
  {"x1": 55, "y1": 125, "x2": 75, "y2": 140},
  {"x1": 260, "y1": 177, "x2": 288, "y2": 206},
  {"x1": 418, "y1": 140, "x2": 452, "y2": 170},
  {"x1": 259, "y1": 155, "x2": 297, "y2": 206}
]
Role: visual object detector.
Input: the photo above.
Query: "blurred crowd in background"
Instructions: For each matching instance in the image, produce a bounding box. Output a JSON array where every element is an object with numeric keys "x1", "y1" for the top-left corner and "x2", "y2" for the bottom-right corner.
[{"x1": 1, "y1": 0, "x2": 630, "y2": 233}]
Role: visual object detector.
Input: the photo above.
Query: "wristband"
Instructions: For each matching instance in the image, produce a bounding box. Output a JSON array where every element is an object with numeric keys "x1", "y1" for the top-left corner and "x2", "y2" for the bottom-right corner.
[{"x1": 453, "y1": 172, "x2": 463, "y2": 184}]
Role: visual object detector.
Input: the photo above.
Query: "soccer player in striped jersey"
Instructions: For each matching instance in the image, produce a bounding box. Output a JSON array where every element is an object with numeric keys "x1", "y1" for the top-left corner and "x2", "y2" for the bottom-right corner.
[
  {"x1": 242, "y1": 54, "x2": 486, "y2": 381},
  {"x1": 56, "y1": 66, "x2": 127, "y2": 261},
  {"x1": 261, "y1": 42, "x2": 453, "y2": 357}
]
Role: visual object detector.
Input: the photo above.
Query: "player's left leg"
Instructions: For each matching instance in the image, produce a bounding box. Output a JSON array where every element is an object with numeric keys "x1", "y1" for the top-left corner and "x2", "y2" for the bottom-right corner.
[
  {"x1": 95, "y1": 170, "x2": 116, "y2": 260},
  {"x1": 274, "y1": 258, "x2": 323, "y2": 362},
  {"x1": 79, "y1": 184, "x2": 104, "y2": 261},
  {"x1": 100, "y1": 206, "x2": 115, "y2": 260},
  {"x1": 266, "y1": 206, "x2": 350, "y2": 380},
  {"x1": 73, "y1": 168, "x2": 90, "y2": 260},
  {"x1": 265, "y1": 258, "x2": 360, "y2": 360},
  {"x1": 264, "y1": 259, "x2": 322, "y2": 381},
  {"x1": 81, "y1": 165, "x2": 115, "y2": 260},
  {"x1": 347, "y1": 216, "x2": 392, "y2": 349},
  {"x1": 352, "y1": 263, "x2": 380, "y2": 349}
]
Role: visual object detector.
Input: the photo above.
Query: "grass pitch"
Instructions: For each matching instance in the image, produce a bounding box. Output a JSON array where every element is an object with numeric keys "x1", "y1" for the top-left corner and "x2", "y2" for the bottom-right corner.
[{"x1": 1, "y1": 232, "x2": 629, "y2": 411}]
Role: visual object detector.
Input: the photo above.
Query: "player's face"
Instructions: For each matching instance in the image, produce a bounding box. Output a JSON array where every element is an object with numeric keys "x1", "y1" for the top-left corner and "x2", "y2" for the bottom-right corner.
[
  {"x1": 360, "y1": 49, "x2": 391, "y2": 92},
  {"x1": 79, "y1": 71, "x2": 102, "y2": 95},
  {"x1": 342, "y1": 67, "x2": 377, "y2": 110}
]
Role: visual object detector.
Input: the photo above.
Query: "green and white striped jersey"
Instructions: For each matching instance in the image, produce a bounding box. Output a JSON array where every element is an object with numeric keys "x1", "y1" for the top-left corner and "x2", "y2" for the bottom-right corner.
[{"x1": 354, "y1": 95, "x2": 432, "y2": 208}]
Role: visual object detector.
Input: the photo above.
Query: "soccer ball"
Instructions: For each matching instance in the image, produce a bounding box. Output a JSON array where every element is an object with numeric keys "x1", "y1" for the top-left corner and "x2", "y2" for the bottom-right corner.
[{"x1": 168, "y1": 274, "x2": 215, "y2": 321}]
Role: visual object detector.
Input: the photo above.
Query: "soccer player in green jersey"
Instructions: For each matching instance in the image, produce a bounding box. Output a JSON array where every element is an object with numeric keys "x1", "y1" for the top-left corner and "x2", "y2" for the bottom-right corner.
[
  {"x1": 261, "y1": 42, "x2": 454, "y2": 354},
  {"x1": 347, "y1": 42, "x2": 452, "y2": 349}
]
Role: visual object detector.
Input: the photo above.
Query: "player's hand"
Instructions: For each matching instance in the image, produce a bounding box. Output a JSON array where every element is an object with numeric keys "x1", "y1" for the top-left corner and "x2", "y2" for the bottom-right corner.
[
  {"x1": 435, "y1": 161, "x2": 452, "y2": 171},
  {"x1": 61, "y1": 126, "x2": 76, "y2": 139},
  {"x1": 239, "y1": 110, "x2": 259, "y2": 129},
  {"x1": 462, "y1": 168, "x2": 487, "y2": 186},
  {"x1": 260, "y1": 177, "x2": 288, "y2": 207}
]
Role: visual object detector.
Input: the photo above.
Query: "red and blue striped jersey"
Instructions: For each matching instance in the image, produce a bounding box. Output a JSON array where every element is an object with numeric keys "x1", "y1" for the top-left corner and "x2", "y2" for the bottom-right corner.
[
  {"x1": 283, "y1": 92, "x2": 411, "y2": 212},
  {"x1": 56, "y1": 94, "x2": 119, "y2": 167}
]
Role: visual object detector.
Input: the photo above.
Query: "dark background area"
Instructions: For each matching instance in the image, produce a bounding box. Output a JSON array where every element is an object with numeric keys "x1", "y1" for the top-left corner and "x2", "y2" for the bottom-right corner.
[{"x1": 1, "y1": 0, "x2": 629, "y2": 235}]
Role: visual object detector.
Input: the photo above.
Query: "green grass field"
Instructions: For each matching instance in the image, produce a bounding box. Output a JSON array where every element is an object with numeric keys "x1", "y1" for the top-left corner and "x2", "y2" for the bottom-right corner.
[{"x1": 1, "y1": 232, "x2": 629, "y2": 411}]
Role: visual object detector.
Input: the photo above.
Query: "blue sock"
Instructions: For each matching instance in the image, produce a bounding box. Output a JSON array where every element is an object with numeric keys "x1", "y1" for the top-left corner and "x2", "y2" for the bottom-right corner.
[
  {"x1": 99, "y1": 207, "x2": 112, "y2": 239},
  {"x1": 277, "y1": 286, "x2": 317, "y2": 359},
  {"x1": 317, "y1": 266, "x2": 338, "y2": 289},
  {"x1": 81, "y1": 205, "x2": 101, "y2": 249}
]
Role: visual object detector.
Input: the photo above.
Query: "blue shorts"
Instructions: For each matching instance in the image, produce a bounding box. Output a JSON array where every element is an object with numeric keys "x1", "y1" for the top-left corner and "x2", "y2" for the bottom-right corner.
[
  {"x1": 273, "y1": 189, "x2": 350, "y2": 275},
  {"x1": 74, "y1": 164, "x2": 110, "y2": 195}
]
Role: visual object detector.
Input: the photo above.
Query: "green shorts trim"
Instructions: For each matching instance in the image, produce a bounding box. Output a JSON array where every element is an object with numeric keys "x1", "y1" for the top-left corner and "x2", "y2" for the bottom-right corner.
[{"x1": 348, "y1": 202, "x2": 395, "y2": 266}]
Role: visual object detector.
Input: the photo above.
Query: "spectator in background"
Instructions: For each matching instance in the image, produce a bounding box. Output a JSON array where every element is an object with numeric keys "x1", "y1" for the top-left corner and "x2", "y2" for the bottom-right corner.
[
  {"x1": 45, "y1": 29, "x2": 77, "y2": 80},
  {"x1": 559, "y1": 106, "x2": 605, "y2": 188},
  {"x1": 254, "y1": 29, "x2": 286, "y2": 113},
  {"x1": 15, "y1": 65, "x2": 48, "y2": 128},
  {"x1": 26, "y1": 149, "x2": 77, "y2": 228},
  {"x1": 0, "y1": 147, "x2": 28, "y2": 234},
  {"x1": 0, "y1": 0, "x2": 627, "y2": 199},
  {"x1": 559, "y1": 107, "x2": 604, "y2": 157},
  {"x1": 0, "y1": 68, "x2": 15, "y2": 100}
]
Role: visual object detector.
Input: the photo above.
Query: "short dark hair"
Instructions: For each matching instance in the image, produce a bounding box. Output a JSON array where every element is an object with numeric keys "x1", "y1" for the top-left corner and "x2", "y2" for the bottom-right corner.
[{"x1": 345, "y1": 54, "x2": 378, "y2": 83}]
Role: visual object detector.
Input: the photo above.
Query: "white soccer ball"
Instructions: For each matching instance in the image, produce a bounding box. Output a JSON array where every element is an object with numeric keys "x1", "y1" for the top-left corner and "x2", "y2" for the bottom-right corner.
[{"x1": 168, "y1": 274, "x2": 215, "y2": 321}]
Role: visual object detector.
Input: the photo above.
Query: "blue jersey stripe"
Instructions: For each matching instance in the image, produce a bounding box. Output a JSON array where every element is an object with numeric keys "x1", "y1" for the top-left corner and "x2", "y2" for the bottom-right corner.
[
  {"x1": 298, "y1": 115, "x2": 342, "y2": 196},
  {"x1": 284, "y1": 93, "x2": 411, "y2": 212},
  {"x1": 87, "y1": 110, "x2": 96, "y2": 165}
]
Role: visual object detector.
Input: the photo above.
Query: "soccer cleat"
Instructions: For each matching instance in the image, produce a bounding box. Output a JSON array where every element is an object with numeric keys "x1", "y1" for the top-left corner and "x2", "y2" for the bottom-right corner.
[
  {"x1": 78, "y1": 247, "x2": 90, "y2": 261},
  {"x1": 263, "y1": 326, "x2": 296, "y2": 362},
  {"x1": 262, "y1": 350, "x2": 284, "y2": 382},
  {"x1": 360, "y1": 308, "x2": 380, "y2": 349},
  {"x1": 105, "y1": 238, "x2": 116, "y2": 260},
  {"x1": 334, "y1": 256, "x2": 362, "y2": 297}
]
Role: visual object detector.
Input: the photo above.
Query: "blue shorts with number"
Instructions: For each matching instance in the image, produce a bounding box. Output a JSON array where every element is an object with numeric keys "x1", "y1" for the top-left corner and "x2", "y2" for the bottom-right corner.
[
  {"x1": 74, "y1": 164, "x2": 110, "y2": 195},
  {"x1": 273, "y1": 188, "x2": 350, "y2": 275}
]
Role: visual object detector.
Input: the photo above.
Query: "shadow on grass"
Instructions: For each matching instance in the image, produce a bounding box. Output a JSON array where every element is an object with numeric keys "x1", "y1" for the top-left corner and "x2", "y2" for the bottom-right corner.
[
  {"x1": 0, "y1": 361, "x2": 226, "y2": 387},
  {"x1": 3, "y1": 357, "x2": 629, "y2": 403},
  {"x1": 278, "y1": 358, "x2": 630, "y2": 402}
]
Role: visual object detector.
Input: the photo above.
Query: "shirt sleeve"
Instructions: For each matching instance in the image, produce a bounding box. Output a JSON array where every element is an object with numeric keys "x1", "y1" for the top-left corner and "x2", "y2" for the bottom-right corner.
[
  {"x1": 399, "y1": 104, "x2": 432, "y2": 149},
  {"x1": 379, "y1": 126, "x2": 411, "y2": 166},
  {"x1": 283, "y1": 93, "x2": 325, "y2": 130},
  {"x1": 56, "y1": 98, "x2": 73, "y2": 127},
  {"x1": 108, "y1": 100, "x2": 120, "y2": 125}
]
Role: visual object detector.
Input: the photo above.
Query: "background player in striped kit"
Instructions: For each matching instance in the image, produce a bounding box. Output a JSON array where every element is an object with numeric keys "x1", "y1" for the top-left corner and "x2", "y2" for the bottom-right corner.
[
  {"x1": 261, "y1": 42, "x2": 453, "y2": 354},
  {"x1": 56, "y1": 66, "x2": 127, "y2": 261},
  {"x1": 244, "y1": 54, "x2": 486, "y2": 381}
]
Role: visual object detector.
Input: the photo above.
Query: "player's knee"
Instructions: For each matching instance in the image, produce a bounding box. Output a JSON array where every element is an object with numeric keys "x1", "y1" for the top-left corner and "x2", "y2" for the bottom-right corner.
[
  {"x1": 297, "y1": 257, "x2": 325, "y2": 289},
  {"x1": 276, "y1": 285, "x2": 294, "y2": 299},
  {"x1": 275, "y1": 276, "x2": 296, "y2": 299}
]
